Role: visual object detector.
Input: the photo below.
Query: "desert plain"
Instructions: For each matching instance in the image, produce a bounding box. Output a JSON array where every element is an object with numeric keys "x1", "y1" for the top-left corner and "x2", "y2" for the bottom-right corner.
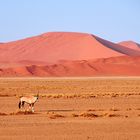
[{"x1": 0, "y1": 77, "x2": 140, "y2": 140}]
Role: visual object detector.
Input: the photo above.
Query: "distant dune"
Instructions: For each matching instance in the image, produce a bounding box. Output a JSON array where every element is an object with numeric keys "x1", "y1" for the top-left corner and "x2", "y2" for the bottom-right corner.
[
  {"x1": 118, "y1": 41, "x2": 140, "y2": 51},
  {"x1": 0, "y1": 32, "x2": 140, "y2": 76}
]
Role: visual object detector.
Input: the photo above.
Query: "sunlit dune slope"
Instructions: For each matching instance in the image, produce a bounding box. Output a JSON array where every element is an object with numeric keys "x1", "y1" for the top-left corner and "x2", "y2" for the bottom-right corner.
[{"x1": 0, "y1": 32, "x2": 140, "y2": 66}]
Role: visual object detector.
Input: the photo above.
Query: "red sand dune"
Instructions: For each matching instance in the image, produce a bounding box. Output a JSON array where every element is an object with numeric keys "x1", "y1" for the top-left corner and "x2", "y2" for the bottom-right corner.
[
  {"x1": 0, "y1": 32, "x2": 140, "y2": 76},
  {"x1": 0, "y1": 56, "x2": 140, "y2": 76},
  {"x1": 118, "y1": 41, "x2": 140, "y2": 51}
]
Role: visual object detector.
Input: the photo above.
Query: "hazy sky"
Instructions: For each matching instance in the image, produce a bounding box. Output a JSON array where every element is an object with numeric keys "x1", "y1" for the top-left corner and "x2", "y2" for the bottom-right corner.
[{"x1": 0, "y1": 0, "x2": 140, "y2": 42}]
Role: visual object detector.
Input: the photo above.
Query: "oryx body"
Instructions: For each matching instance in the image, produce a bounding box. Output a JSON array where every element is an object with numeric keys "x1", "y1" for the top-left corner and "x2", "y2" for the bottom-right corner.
[{"x1": 18, "y1": 95, "x2": 39, "y2": 112}]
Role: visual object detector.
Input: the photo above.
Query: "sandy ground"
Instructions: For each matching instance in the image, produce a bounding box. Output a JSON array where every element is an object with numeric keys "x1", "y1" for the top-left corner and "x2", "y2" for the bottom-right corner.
[{"x1": 0, "y1": 78, "x2": 140, "y2": 140}]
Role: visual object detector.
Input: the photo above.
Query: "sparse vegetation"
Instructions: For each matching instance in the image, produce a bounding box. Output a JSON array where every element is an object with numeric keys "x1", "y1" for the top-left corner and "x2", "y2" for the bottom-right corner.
[
  {"x1": 110, "y1": 107, "x2": 120, "y2": 111},
  {"x1": 80, "y1": 112, "x2": 99, "y2": 118},
  {"x1": 46, "y1": 112, "x2": 65, "y2": 119},
  {"x1": 9, "y1": 110, "x2": 34, "y2": 115},
  {"x1": 0, "y1": 79, "x2": 139, "y2": 98},
  {"x1": 0, "y1": 112, "x2": 7, "y2": 116},
  {"x1": 72, "y1": 113, "x2": 79, "y2": 117},
  {"x1": 106, "y1": 113, "x2": 121, "y2": 117},
  {"x1": 72, "y1": 112, "x2": 123, "y2": 118}
]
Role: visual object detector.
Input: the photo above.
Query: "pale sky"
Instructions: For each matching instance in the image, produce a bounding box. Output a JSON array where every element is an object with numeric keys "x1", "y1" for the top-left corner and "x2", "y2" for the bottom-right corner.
[{"x1": 0, "y1": 0, "x2": 140, "y2": 43}]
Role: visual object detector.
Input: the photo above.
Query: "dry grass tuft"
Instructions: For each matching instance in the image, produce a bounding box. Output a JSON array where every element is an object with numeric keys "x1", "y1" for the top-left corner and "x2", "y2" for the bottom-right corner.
[
  {"x1": 110, "y1": 107, "x2": 120, "y2": 111},
  {"x1": 0, "y1": 112, "x2": 7, "y2": 116},
  {"x1": 87, "y1": 109, "x2": 96, "y2": 112},
  {"x1": 87, "y1": 109, "x2": 104, "y2": 112},
  {"x1": 0, "y1": 94, "x2": 11, "y2": 97},
  {"x1": 72, "y1": 112, "x2": 122, "y2": 118},
  {"x1": 47, "y1": 112, "x2": 65, "y2": 119},
  {"x1": 80, "y1": 112, "x2": 99, "y2": 118},
  {"x1": 106, "y1": 113, "x2": 121, "y2": 117},
  {"x1": 72, "y1": 113, "x2": 79, "y2": 117},
  {"x1": 126, "y1": 108, "x2": 132, "y2": 111},
  {"x1": 111, "y1": 94, "x2": 119, "y2": 98}
]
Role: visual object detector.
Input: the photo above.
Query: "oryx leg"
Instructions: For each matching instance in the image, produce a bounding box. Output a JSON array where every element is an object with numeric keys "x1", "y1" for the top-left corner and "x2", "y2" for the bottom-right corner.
[
  {"x1": 31, "y1": 103, "x2": 34, "y2": 112},
  {"x1": 29, "y1": 104, "x2": 32, "y2": 111},
  {"x1": 22, "y1": 101, "x2": 25, "y2": 108},
  {"x1": 21, "y1": 101, "x2": 25, "y2": 111}
]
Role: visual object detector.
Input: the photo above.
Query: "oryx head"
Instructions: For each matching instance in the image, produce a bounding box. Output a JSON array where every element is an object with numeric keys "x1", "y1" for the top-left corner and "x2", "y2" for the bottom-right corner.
[
  {"x1": 34, "y1": 95, "x2": 39, "y2": 100},
  {"x1": 34, "y1": 90, "x2": 39, "y2": 99}
]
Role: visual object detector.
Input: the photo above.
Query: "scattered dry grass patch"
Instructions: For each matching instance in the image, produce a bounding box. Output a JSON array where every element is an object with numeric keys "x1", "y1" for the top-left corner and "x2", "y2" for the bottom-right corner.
[
  {"x1": 0, "y1": 79, "x2": 140, "y2": 99},
  {"x1": 110, "y1": 107, "x2": 120, "y2": 111},
  {"x1": 72, "y1": 113, "x2": 79, "y2": 117},
  {"x1": 106, "y1": 113, "x2": 121, "y2": 117},
  {"x1": 126, "y1": 108, "x2": 132, "y2": 111},
  {"x1": 0, "y1": 112, "x2": 7, "y2": 116},
  {"x1": 87, "y1": 109, "x2": 96, "y2": 112},
  {"x1": 47, "y1": 112, "x2": 65, "y2": 119},
  {"x1": 9, "y1": 110, "x2": 34, "y2": 115},
  {"x1": 72, "y1": 112, "x2": 122, "y2": 118},
  {"x1": 0, "y1": 94, "x2": 11, "y2": 97},
  {"x1": 87, "y1": 109, "x2": 104, "y2": 112},
  {"x1": 80, "y1": 112, "x2": 99, "y2": 118},
  {"x1": 111, "y1": 94, "x2": 119, "y2": 98}
]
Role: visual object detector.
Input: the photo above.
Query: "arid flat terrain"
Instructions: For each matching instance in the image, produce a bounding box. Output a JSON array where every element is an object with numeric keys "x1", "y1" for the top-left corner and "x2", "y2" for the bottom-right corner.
[{"x1": 0, "y1": 77, "x2": 140, "y2": 140}]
